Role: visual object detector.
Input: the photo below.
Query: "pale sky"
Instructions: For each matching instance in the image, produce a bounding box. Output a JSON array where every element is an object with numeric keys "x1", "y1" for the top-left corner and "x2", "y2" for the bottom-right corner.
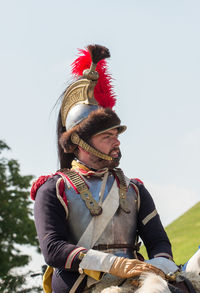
[{"x1": 1, "y1": 0, "x2": 200, "y2": 273}]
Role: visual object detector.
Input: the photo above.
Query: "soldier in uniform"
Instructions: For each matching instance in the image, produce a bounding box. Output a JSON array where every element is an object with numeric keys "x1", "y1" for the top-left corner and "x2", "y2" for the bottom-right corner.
[{"x1": 31, "y1": 45, "x2": 178, "y2": 293}]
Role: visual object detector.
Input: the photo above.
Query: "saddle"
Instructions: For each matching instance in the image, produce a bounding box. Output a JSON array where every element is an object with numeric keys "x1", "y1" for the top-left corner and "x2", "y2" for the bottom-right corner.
[{"x1": 168, "y1": 274, "x2": 197, "y2": 293}]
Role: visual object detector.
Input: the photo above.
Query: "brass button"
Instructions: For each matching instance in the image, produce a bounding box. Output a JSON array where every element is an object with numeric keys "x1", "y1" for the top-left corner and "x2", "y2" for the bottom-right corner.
[{"x1": 78, "y1": 268, "x2": 84, "y2": 274}]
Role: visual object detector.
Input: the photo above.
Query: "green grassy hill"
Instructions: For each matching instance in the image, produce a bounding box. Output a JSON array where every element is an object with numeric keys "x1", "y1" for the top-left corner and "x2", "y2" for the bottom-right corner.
[{"x1": 140, "y1": 201, "x2": 200, "y2": 265}]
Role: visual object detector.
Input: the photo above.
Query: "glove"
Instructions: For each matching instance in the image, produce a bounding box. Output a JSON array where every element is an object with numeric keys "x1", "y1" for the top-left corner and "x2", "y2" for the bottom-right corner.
[{"x1": 109, "y1": 257, "x2": 166, "y2": 279}]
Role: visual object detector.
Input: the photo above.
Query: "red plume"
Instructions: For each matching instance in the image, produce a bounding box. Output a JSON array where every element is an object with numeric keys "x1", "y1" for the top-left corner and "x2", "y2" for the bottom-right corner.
[{"x1": 71, "y1": 47, "x2": 116, "y2": 109}]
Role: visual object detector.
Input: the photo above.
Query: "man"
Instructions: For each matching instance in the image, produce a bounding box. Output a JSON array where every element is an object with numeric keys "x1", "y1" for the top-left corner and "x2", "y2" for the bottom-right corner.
[{"x1": 31, "y1": 45, "x2": 177, "y2": 293}]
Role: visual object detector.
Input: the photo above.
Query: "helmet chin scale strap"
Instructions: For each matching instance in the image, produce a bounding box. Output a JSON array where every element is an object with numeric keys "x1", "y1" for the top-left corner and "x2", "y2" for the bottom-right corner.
[{"x1": 71, "y1": 132, "x2": 113, "y2": 161}]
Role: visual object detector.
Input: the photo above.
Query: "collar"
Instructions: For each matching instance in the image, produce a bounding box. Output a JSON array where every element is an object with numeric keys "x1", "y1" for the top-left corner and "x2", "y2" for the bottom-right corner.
[{"x1": 71, "y1": 159, "x2": 108, "y2": 177}]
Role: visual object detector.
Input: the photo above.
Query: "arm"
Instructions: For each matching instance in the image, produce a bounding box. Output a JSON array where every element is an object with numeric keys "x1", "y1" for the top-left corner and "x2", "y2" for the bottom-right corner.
[
  {"x1": 133, "y1": 180, "x2": 173, "y2": 260},
  {"x1": 34, "y1": 175, "x2": 87, "y2": 271}
]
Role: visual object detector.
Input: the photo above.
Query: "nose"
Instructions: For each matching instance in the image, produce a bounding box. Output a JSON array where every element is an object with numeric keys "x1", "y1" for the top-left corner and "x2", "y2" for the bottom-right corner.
[{"x1": 113, "y1": 136, "x2": 120, "y2": 147}]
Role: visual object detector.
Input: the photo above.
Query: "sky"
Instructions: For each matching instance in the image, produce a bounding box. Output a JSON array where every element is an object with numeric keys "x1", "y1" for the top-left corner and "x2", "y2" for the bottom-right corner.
[{"x1": 1, "y1": 0, "x2": 200, "y2": 273}]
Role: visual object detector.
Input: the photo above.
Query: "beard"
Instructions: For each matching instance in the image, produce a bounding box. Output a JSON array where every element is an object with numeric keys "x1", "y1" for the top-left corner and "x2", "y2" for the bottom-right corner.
[{"x1": 89, "y1": 148, "x2": 122, "y2": 170}]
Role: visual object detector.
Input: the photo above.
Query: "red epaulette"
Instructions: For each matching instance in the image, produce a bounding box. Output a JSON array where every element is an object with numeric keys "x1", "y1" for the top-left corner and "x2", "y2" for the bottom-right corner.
[
  {"x1": 133, "y1": 178, "x2": 144, "y2": 185},
  {"x1": 30, "y1": 173, "x2": 68, "y2": 209},
  {"x1": 30, "y1": 175, "x2": 53, "y2": 200},
  {"x1": 129, "y1": 178, "x2": 144, "y2": 197}
]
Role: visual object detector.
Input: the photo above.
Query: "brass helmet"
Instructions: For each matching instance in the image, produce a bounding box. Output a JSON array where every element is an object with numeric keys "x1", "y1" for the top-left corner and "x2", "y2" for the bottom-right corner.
[{"x1": 58, "y1": 44, "x2": 126, "y2": 168}]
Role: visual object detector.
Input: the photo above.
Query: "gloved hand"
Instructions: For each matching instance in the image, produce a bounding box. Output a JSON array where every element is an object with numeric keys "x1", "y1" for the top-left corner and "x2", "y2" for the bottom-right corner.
[{"x1": 109, "y1": 257, "x2": 166, "y2": 279}]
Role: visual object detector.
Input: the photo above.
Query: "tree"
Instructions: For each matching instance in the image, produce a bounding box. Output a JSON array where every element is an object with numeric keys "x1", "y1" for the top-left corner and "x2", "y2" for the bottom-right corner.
[{"x1": 0, "y1": 140, "x2": 42, "y2": 292}]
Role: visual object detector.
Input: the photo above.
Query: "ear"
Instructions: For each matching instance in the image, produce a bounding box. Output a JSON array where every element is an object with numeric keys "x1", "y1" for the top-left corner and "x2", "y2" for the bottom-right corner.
[{"x1": 78, "y1": 146, "x2": 89, "y2": 155}]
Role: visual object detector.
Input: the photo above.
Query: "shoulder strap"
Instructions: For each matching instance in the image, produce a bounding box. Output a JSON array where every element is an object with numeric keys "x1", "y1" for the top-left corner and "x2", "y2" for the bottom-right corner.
[
  {"x1": 130, "y1": 179, "x2": 141, "y2": 211},
  {"x1": 57, "y1": 170, "x2": 102, "y2": 216},
  {"x1": 113, "y1": 168, "x2": 131, "y2": 214}
]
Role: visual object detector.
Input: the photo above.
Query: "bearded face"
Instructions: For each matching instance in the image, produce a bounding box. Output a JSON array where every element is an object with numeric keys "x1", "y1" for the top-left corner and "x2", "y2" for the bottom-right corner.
[
  {"x1": 87, "y1": 148, "x2": 122, "y2": 170},
  {"x1": 79, "y1": 128, "x2": 122, "y2": 170}
]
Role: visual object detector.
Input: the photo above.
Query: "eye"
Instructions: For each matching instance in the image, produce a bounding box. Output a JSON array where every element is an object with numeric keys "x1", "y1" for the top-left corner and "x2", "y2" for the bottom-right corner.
[{"x1": 103, "y1": 135, "x2": 110, "y2": 139}]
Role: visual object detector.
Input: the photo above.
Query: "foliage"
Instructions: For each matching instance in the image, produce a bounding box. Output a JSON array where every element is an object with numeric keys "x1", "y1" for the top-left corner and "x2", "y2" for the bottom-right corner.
[
  {"x1": 0, "y1": 140, "x2": 42, "y2": 291},
  {"x1": 140, "y1": 201, "x2": 200, "y2": 265},
  {"x1": 0, "y1": 273, "x2": 42, "y2": 293}
]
